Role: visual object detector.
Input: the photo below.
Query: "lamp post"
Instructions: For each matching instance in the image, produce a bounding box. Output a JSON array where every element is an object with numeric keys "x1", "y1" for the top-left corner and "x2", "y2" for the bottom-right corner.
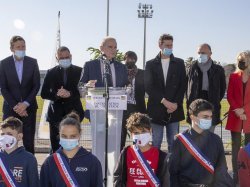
[{"x1": 138, "y1": 3, "x2": 153, "y2": 69}]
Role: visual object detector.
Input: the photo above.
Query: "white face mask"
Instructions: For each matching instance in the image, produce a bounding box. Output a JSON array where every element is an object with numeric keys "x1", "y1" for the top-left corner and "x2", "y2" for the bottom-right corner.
[
  {"x1": 0, "y1": 135, "x2": 17, "y2": 150},
  {"x1": 133, "y1": 132, "x2": 151, "y2": 147}
]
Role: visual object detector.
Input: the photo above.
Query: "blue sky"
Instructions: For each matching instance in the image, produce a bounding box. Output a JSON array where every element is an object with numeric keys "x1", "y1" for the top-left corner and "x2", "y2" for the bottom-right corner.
[{"x1": 0, "y1": 0, "x2": 250, "y2": 70}]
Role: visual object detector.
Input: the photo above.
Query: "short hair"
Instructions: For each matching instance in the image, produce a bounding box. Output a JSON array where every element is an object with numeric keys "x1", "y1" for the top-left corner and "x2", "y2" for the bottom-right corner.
[
  {"x1": 126, "y1": 113, "x2": 151, "y2": 133},
  {"x1": 237, "y1": 50, "x2": 250, "y2": 69},
  {"x1": 158, "y1": 34, "x2": 173, "y2": 45},
  {"x1": 124, "y1": 51, "x2": 138, "y2": 62},
  {"x1": 199, "y1": 43, "x2": 212, "y2": 52},
  {"x1": 59, "y1": 112, "x2": 81, "y2": 134},
  {"x1": 10, "y1": 36, "x2": 25, "y2": 48},
  {"x1": 57, "y1": 46, "x2": 70, "y2": 54},
  {"x1": 189, "y1": 99, "x2": 214, "y2": 116},
  {"x1": 0, "y1": 117, "x2": 23, "y2": 133},
  {"x1": 100, "y1": 36, "x2": 116, "y2": 47}
]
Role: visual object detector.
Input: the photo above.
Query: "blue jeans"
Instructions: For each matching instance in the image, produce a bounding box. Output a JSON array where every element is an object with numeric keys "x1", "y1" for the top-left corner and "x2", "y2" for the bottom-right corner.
[{"x1": 151, "y1": 122, "x2": 179, "y2": 152}]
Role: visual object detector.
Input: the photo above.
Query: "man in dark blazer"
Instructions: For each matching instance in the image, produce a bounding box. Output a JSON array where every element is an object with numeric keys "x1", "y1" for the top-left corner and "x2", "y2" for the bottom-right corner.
[
  {"x1": 145, "y1": 34, "x2": 186, "y2": 152},
  {"x1": 41, "y1": 46, "x2": 84, "y2": 152},
  {"x1": 120, "y1": 51, "x2": 146, "y2": 150},
  {"x1": 0, "y1": 36, "x2": 40, "y2": 154},
  {"x1": 79, "y1": 37, "x2": 128, "y2": 88}
]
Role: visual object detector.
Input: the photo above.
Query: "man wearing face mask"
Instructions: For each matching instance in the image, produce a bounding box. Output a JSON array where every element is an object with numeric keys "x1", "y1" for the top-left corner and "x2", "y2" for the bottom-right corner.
[
  {"x1": 186, "y1": 43, "x2": 226, "y2": 132},
  {"x1": 169, "y1": 99, "x2": 233, "y2": 187},
  {"x1": 144, "y1": 34, "x2": 186, "y2": 152},
  {"x1": 41, "y1": 46, "x2": 84, "y2": 153},
  {"x1": 0, "y1": 35, "x2": 40, "y2": 154},
  {"x1": 120, "y1": 51, "x2": 146, "y2": 151}
]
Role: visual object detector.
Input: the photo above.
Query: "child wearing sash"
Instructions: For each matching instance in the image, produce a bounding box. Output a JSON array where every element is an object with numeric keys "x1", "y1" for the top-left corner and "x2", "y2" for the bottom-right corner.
[
  {"x1": 113, "y1": 112, "x2": 170, "y2": 187},
  {"x1": 238, "y1": 142, "x2": 250, "y2": 187},
  {"x1": 169, "y1": 99, "x2": 233, "y2": 187},
  {"x1": 40, "y1": 112, "x2": 103, "y2": 187},
  {"x1": 0, "y1": 117, "x2": 39, "y2": 187}
]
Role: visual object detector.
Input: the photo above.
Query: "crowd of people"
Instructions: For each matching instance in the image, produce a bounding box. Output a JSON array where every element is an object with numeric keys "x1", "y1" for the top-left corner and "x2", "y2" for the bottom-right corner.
[{"x1": 0, "y1": 34, "x2": 249, "y2": 186}]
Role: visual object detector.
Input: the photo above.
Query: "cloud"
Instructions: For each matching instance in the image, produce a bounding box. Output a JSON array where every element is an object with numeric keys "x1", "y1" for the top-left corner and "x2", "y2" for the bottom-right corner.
[{"x1": 13, "y1": 19, "x2": 25, "y2": 30}]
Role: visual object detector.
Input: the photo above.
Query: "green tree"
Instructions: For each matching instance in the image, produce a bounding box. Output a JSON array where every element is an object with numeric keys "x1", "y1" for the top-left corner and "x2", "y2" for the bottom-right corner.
[{"x1": 86, "y1": 47, "x2": 124, "y2": 62}]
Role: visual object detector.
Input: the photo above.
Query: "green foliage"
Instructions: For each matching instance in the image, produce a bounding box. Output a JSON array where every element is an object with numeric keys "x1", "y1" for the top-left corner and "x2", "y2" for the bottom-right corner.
[{"x1": 86, "y1": 47, "x2": 124, "y2": 62}]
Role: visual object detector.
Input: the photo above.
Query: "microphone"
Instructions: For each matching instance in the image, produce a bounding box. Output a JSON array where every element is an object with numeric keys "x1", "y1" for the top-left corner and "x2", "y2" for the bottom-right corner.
[{"x1": 100, "y1": 54, "x2": 110, "y2": 65}]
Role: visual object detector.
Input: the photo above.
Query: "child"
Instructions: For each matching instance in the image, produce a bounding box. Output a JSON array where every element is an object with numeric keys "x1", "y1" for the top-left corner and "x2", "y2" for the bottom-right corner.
[
  {"x1": 113, "y1": 112, "x2": 170, "y2": 187},
  {"x1": 0, "y1": 117, "x2": 39, "y2": 187},
  {"x1": 40, "y1": 112, "x2": 103, "y2": 187},
  {"x1": 238, "y1": 142, "x2": 250, "y2": 187}
]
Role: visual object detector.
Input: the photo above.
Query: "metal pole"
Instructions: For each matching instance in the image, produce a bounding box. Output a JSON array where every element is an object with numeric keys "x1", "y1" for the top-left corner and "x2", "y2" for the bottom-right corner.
[
  {"x1": 143, "y1": 17, "x2": 146, "y2": 69},
  {"x1": 106, "y1": 0, "x2": 109, "y2": 36}
]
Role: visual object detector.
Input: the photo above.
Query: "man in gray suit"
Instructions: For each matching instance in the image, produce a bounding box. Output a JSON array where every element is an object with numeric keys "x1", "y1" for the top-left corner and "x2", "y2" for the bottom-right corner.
[{"x1": 0, "y1": 35, "x2": 40, "y2": 154}]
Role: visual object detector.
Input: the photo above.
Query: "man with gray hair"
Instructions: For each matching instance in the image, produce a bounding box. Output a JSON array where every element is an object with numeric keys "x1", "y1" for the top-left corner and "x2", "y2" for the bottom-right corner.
[{"x1": 186, "y1": 43, "x2": 226, "y2": 132}]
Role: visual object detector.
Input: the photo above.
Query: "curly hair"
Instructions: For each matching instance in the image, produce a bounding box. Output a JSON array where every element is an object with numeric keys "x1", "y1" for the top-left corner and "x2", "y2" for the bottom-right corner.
[{"x1": 126, "y1": 112, "x2": 151, "y2": 133}]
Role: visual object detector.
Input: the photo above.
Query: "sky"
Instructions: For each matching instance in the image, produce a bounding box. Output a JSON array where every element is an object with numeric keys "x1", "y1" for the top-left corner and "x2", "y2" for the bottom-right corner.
[{"x1": 0, "y1": 0, "x2": 250, "y2": 70}]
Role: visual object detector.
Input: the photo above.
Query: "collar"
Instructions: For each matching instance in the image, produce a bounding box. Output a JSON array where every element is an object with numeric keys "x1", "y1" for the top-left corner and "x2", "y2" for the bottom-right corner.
[{"x1": 12, "y1": 55, "x2": 24, "y2": 63}]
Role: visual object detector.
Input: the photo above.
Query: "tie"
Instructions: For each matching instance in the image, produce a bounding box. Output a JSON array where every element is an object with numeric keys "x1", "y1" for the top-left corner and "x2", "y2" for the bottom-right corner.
[
  {"x1": 63, "y1": 69, "x2": 67, "y2": 86},
  {"x1": 106, "y1": 63, "x2": 113, "y2": 87}
]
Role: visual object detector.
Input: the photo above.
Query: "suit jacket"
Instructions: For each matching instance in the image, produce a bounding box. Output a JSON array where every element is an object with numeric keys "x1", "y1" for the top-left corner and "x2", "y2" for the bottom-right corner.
[
  {"x1": 41, "y1": 65, "x2": 84, "y2": 123},
  {"x1": 0, "y1": 55, "x2": 40, "y2": 114},
  {"x1": 134, "y1": 69, "x2": 146, "y2": 113},
  {"x1": 145, "y1": 53, "x2": 186, "y2": 124},
  {"x1": 226, "y1": 71, "x2": 250, "y2": 133},
  {"x1": 79, "y1": 59, "x2": 128, "y2": 87}
]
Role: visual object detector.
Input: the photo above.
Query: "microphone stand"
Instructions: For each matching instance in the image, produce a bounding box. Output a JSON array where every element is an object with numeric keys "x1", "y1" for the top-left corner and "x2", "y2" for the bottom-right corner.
[{"x1": 102, "y1": 57, "x2": 110, "y2": 187}]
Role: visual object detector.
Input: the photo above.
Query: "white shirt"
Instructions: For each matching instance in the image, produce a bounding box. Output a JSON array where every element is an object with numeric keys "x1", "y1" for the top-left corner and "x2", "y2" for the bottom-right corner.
[{"x1": 161, "y1": 58, "x2": 170, "y2": 85}]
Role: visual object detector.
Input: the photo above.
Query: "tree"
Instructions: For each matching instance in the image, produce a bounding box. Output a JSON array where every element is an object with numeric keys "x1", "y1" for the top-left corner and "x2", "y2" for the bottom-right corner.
[{"x1": 86, "y1": 47, "x2": 124, "y2": 62}]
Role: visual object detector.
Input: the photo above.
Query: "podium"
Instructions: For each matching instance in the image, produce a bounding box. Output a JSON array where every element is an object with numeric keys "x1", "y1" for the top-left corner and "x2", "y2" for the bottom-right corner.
[{"x1": 85, "y1": 87, "x2": 127, "y2": 186}]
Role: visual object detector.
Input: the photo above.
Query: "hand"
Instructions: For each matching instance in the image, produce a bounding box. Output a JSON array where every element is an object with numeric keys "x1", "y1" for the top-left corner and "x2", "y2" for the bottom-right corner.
[
  {"x1": 57, "y1": 86, "x2": 71, "y2": 98},
  {"x1": 13, "y1": 102, "x2": 28, "y2": 115},
  {"x1": 234, "y1": 108, "x2": 245, "y2": 117},
  {"x1": 239, "y1": 114, "x2": 247, "y2": 121},
  {"x1": 18, "y1": 110, "x2": 28, "y2": 117},
  {"x1": 162, "y1": 99, "x2": 178, "y2": 113},
  {"x1": 85, "y1": 80, "x2": 97, "y2": 88}
]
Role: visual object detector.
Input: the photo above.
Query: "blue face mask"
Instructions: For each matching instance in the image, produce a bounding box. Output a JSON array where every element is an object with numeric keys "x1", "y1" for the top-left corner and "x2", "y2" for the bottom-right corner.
[
  {"x1": 198, "y1": 118, "x2": 212, "y2": 130},
  {"x1": 197, "y1": 54, "x2": 208, "y2": 63},
  {"x1": 59, "y1": 59, "x2": 71, "y2": 69},
  {"x1": 59, "y1": 138, "x2": 79, "y2": 151},
  {"x1": 162, "y1": 48, "x2": 172, "y2": 56},
  {"x1": 14, "y1": 50, "x2": 25, "y2": 59}
]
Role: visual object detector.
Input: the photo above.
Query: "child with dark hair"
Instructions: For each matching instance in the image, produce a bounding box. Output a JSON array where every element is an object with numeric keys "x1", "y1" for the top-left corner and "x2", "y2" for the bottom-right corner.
[
  {"x1": 0, "y1": 117, "x2": 39, "y2": 186},
  {"x1": 113, "y1": 112, "x2": 170, "y2": 187},
  {"x1": 40, "y1": 112, "x2": 103, "y2": 187}
]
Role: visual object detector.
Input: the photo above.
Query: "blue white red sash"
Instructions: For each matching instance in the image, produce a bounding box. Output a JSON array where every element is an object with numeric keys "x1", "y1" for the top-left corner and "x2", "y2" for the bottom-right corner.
[
  {"x1": 176, "y1": 133, "x2": 214, "y2": 174},
  {"x1": 0, "y1": 153, "x2": 18, "y2": 187},
  {"x1": 130, "y1": 145, "x2": 160, "y2": 187},
  {"x1": 53, "y1": 153, "x2": 79, "y2": 187}
]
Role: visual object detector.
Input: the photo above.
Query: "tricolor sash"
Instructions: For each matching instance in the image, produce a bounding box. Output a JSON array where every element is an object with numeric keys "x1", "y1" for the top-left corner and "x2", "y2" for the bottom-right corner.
[
  {"x1": 176, "y1": 133, "x2": 214, "y2": 174},
  {"x1": 0, "y1": 153, "x2": 19, "y2": 187},
  {"x1": 53, "y1": 153, "x2": 79, "y2": 187},
  {"x1": 130, "y1": 145, "x2": 160, "y2": 187}
]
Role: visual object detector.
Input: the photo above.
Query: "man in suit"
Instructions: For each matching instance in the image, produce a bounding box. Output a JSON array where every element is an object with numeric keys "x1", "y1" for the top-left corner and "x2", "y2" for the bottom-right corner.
[
  {"x1": 41, "y1": 46, "x2": 84, "y2": 153},
  {"x1": 145, "y1": 34, "x2": 186, "y2": 152},
  {"x1": 0, "y1": 35, "x2": 40, "y2": 154},
  {"x1": 79, "y1": 37, "x2": 128, "y2": 88},
  {"x1": 120, "y1": 51, "x2": 146, "y2": 151}
]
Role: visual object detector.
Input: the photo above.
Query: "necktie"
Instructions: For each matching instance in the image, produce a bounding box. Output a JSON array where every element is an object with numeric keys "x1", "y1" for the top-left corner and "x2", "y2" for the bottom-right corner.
[
  {"x1": 106, "y1": 63, "x2": 113, "y2": 87},
  {"x1": 63, "y1": 69, "x2": 67, "y2": 86}
]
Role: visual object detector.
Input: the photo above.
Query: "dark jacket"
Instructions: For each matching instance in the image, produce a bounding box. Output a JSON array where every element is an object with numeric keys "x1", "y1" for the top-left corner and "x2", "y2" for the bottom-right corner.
[
  {"x1": 41, "y1": 65, "x2": 84, "y2": 123},
  {"x1": 186, "y1": 61, "x2": 226, "y2": 125},
  {"x1": 145, "y1": 53, "x2": 186, "y2": 124},
  {"x1": 40, "y1": 147, "x2": 103, "y2": 187},
  {"x1": 113, "y1": 146, "x2": 170, "y2": 187},
  {"x1": 133, "y1": 69, "x2": 146, "y2": 113},
  {"x1": 0, "y1": 55, "x2": 40, "y2": 113},
  {"x1": 79, "y1": 59, "x2": 128, "y2": 87},
  {"x1": 0, "y1": 147, "x2": 39, "y2": 187}
]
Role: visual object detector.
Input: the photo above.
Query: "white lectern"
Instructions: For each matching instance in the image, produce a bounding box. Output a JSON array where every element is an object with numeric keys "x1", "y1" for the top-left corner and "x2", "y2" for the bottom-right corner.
[{"x1": 85, "y1": 87, "x2": 127, "y2": 187}]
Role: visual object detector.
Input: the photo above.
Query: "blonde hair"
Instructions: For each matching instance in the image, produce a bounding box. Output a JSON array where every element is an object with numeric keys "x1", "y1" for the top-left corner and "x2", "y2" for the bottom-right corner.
[
  {"x1": 237, "y1": 50, "x2": 250, "y2": 71},
  {"x1": 100, "y1": 36, "x2": 116, "y2": 47}
]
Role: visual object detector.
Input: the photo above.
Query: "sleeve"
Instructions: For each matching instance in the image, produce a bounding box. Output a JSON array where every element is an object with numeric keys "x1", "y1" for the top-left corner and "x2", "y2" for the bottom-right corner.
[
  {"x1": 113, "y1": 149, "x2": 126, "y2": 187},
  {"x1": 157, "y1": 151, "x2": 170, "y2": 187},
  {"x1": 169, "y1": 138, "x2": 181, "y2": 187},
  {"x1": 213, "y1": 137, "x2": 234, "y2": 187},
  {"x1": 78, "y1": 62, "x2": 90, "y2": 86},
  {"x1": 121, "y1": 64, "x2": 129, "y2": 86},
  {"x1": 0, "y1": 61, "x2": 18, "y2": 108},
  {"x1": 227, "y1": 74, "x2": 240, "y2": 110},
  {"x1": 91, "y1": 156, "x2": 103, "y2": 187},
  {"x1": 219, "y1": 66, "x2": 226, "y2": 101},
  {"x1": 24, "y1": 60, "x2": 40, "y2": 105},
  {"x1": 144, "y1": 61, "x2": 164, "y2": 104},
  {"x1": 40, "y1": 158, "x2": 52, "y2": 187},
  {"x1": 27, "y1": 156, "x2": 40, "y2": 187}
]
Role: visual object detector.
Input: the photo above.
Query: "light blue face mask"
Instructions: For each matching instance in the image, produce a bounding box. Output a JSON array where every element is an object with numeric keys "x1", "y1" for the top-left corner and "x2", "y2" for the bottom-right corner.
[
  {"x1": 197, "y1": 54, "x2": 208, "y2": 63},
  {"x1": 14, "y1": 50, "x2": 25, "y2": 59},
  {"x1": 59, "y1": 138, "x2": 79, "y2": 151},
  {"x1": 162, "y1": 48, "x2": 173, "y2": 56},
  {"x1": 59, "y1": 59, "x2": 71, "y2": 69},
  {"x1": 198, "y1": 118, "x2": 212, "y2": 130}
]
